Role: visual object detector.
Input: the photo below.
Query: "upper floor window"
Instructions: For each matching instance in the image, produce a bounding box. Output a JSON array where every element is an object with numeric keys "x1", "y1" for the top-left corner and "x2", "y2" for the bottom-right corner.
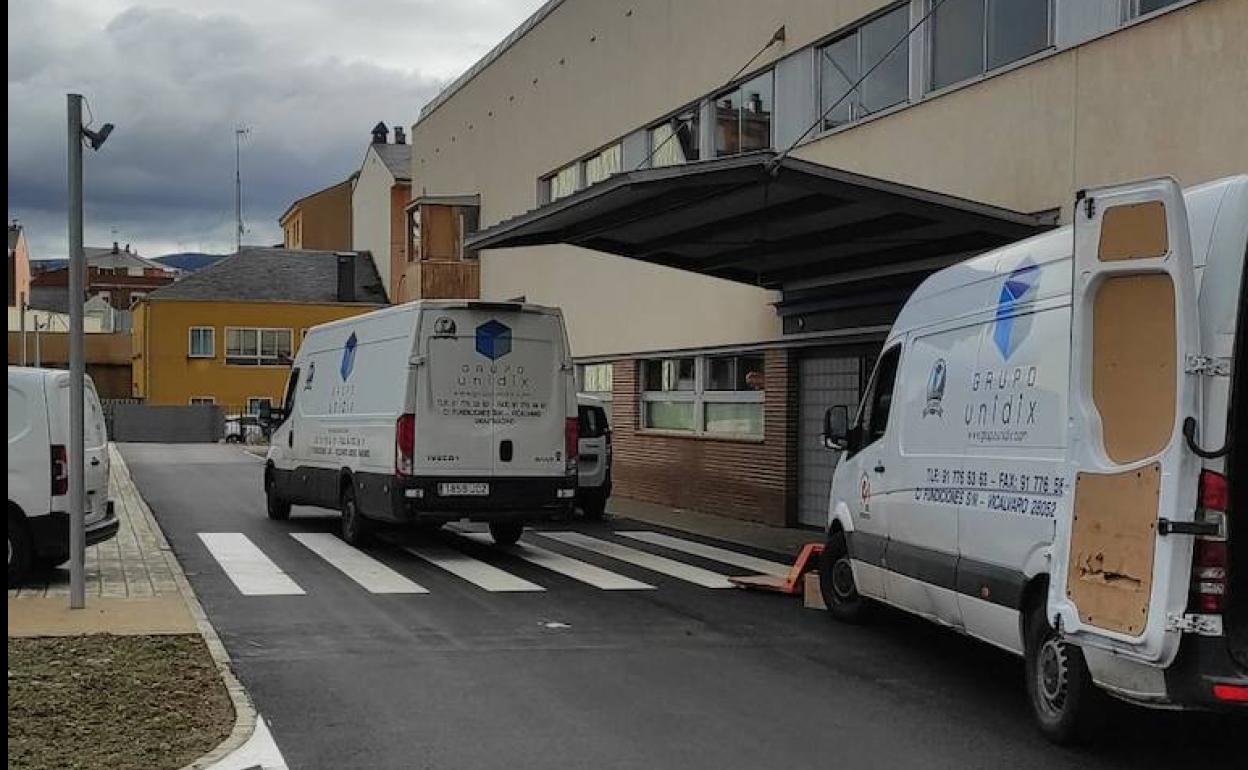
[
  {"x1": 188, "y1": 326, "x2": 215, "y2": 358},
  {"x1": 714, "y1": 71, "x2": 773, "y2": 157},
  {"x1": 819, "y1": 4, "x2": 911, "y2": 130},
  {"x1": 929, "y1": 0, "x2": 1052, "y2": 93},
  {"x1": 649, "y1": 108, "x2": 700, "y2": 167},
  {"x1": 1132, "y1": 0, "x2": 1183, "y2": 18},
  {"x1": 544, "y1": 163, "x2": 579, "y2": 203},
  {"x1": 582, "y1": 143, "x2": 622, "y2": 187},
  {"x1": 226, "y1": 327, "x2": 292, "y2": 366}
]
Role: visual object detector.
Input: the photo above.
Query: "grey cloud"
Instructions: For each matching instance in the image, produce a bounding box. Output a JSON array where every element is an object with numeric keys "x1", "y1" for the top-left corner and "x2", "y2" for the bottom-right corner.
[{"x1": 7, "y1": 0, "x2": 542, "y2": 259}]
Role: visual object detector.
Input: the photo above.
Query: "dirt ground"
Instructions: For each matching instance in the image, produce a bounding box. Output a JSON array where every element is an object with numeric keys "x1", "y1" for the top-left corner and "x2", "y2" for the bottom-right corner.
[{"x1": 8, "y1": 634, "x2": 234, "y2": 770}]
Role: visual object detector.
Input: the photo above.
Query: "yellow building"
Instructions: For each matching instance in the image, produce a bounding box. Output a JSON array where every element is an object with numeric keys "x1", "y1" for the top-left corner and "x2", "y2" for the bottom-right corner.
[
  {"x1": 279, "y1": 176, "x2": 355, "y2": 251},
  {"x1": 132, "y1": 247, "x2": 387, "y2": 409}
]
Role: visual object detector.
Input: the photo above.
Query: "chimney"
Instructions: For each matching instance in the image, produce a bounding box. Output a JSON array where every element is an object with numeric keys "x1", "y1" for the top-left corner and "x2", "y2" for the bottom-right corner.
[
  {"x1": 124, "y1": 243, "x2": 130, "y2": 253},
  {"x1": 370, "y1": 121, "x2": 389, "y2": 145},
  {"x1": 112, "y1": 241, "x2": 120, "y2": 254},
  {"x1": 393, "y1": 126, "x2": 406, "y2": 145},
  {"x1": 336, "y1": 253, "x2": 355, "y2": 303}
]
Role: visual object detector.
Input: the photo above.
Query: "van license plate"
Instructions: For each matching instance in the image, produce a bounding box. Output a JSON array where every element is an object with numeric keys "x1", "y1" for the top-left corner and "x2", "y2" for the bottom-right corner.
[{"x1": 438, "y1": 482, "x2": 490, "y2": 497}]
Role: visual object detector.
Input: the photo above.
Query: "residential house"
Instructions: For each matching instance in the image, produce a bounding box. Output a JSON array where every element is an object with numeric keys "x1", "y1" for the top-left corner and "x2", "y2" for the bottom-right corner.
[
  {"x1": 409, "y1": 0, "x2": 1246, "y2": 527},
  {"x1": 8, "y1": 223, "x2": 31, "y2": 309},
  {"x1": 351, "y1": 122, "x2": 413, "y2": 301},
  {"x1": 279, "y1": 178, "x2": 355, "y2": 251},
  {"x1": 131, "y1": 247, "x2": 386, "y2": 410},
  {"x1": 29, "y1": 243, "x2": 177, "y2": 332}
]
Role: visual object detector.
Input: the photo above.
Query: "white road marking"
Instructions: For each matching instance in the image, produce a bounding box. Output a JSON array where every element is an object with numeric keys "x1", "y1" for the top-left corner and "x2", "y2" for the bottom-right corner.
[
  {"x1": 536, "y1": 532, "x2": 736, "y2": 589},
  {"x1": 205, "y1": 713, "x2": 289, "y2": 770},
  {"x1": 402, "y1": 543, "x2": 545, "y2": 592},
  {"x1": 460, "y1": 533, "x2": 655, "y2": 590},
  {"x1": 616, "y1": 531, "x2": 791, "y2": 577},
  {"x1": 198, "y1": 533, "x2": 305, "y2": 596},
  {"x1": 291, "y1": 533, "x2": 428, "y2": 594}
]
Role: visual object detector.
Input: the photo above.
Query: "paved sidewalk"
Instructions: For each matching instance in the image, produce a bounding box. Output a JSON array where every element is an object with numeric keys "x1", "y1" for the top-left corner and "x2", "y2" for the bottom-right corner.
[
  {"x1": 8, "y1": 447, "x2": 195, "y2": 636},
  {"x1": 606, "y1": 496, "x2": 822, "y2": 559},
  {"x1": 9, "y1": 447, "x2": 181, "y2": 602}
]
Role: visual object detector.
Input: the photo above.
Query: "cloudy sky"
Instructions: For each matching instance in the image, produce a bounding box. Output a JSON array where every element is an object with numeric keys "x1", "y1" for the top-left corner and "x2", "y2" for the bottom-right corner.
[{"x1": 7, "y1": 0, "x2": 545, "y2": 260}]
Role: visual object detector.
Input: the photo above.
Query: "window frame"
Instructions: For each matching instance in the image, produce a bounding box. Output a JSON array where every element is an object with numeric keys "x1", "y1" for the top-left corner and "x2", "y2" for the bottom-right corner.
[
  {"x1": 647, "y1": 106, "x2": 701, "y2": 168},
  {"x1": 189, "y1": 396, "x2": 216, "y2": 406},
  {"x1": 225, "y1": 326, "x2": 293, "y2": 367},
  {"x1": 640, "y1": 354, "x2": 765, "y2": 439},
  {"x1": 246, "y1": 396, "x2": 274, "y2": 416},
  {"x1": 926, "y1": 0, "x2": 1055, "y2": 95},
  {"x1": 188, "y1": 326, "x2": 216, "y2": 359},
  {"x1": 712, "y1": 69, "x2": 775, "y2": 158},
  {"x1": 850, "y1": 344, "x2": 902, "y2": 454}
]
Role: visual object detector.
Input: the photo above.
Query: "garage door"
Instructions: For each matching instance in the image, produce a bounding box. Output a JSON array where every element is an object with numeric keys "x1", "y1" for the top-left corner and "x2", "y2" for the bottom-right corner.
[{"x1": 798, "y1": 354, "x2": 863, "y2": 527}]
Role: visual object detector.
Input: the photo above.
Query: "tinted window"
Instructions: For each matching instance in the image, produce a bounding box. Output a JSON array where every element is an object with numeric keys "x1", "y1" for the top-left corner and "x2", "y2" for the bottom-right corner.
[
  {"x1": 282, "y1": 368, "x2": 300, "y2": 417},
  {"x1": 987, "y1": 0, "x2": 1050, "y2": 70},
  {"x1": 860, "y1": 5, "x2": 910, "y2": 114},
  {"x1": 862, "y1": 346, "x2": 901, "y2": 444},
  {"x1": 930, "y1": 0, "x2": 985, "y2": 91},
  {"x1": 579, "y1": 405, "x2": 609, "y2": 438}
]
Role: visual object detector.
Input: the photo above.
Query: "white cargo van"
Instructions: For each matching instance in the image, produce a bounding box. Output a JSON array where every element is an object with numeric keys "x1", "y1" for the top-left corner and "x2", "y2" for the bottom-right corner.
[
  {"x1": 819, "y1": 176, "x2": 1247, "y2": 741},
  {"x1": 264, "y1": 300, "x2": 578, "y2": 545},
  {"x1": 7, "y1": 366, "x2": 118, "y2": 585}
]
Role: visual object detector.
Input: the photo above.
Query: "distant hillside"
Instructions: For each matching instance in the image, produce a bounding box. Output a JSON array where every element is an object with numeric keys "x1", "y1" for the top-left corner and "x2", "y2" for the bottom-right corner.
[{"x1": 154, "y1": 252, "x2": 227, "y2": 272}]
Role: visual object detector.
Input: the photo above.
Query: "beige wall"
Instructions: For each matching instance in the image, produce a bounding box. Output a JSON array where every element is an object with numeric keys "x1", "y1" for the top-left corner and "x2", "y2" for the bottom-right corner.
[
  {"x1": 792, "y1": 0, "x2": 1248, "y2": 222},
  {"x1": 352, "y1": 147, "x2": 401, "y2": 297},
  {"x1": 409, "y1": 0, "x2": 1245, "y2": 357}
]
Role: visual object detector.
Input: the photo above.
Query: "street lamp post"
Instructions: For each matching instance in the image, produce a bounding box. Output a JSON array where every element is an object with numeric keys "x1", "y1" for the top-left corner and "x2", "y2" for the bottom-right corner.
[{"x1": 66, "y1": 93, "x2": 113, "y2": 610}]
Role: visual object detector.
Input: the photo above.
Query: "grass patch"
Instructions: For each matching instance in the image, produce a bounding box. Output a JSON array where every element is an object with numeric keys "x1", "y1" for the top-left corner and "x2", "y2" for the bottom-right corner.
[{"x1": 8, "y1": 634, "x2": 234, "y2": 770}]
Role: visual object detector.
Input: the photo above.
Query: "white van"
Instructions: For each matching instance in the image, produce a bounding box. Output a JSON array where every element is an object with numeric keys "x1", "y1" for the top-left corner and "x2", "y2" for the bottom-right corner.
[
  {"x1": 7, "y1": 366, "x2": 118, "y2": 585},
  {"x1": 576, "y1": 394, "x2": 612, "y2": 519},
  {"x1": 819, "y1": 176, "x2": 1247, "y2": 741},
  {"x1": 264, "y1": 300, "x2": 578, "y2": 545}
]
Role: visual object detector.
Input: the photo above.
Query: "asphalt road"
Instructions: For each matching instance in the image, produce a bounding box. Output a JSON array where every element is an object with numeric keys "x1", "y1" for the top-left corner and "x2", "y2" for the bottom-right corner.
[{"x1": 119, "y1": 443, "x2": 1240, "y2": 770}]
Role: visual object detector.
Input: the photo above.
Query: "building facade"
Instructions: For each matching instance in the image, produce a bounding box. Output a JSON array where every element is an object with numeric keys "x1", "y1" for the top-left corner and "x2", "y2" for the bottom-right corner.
[
  {"x1": 8, "y1": 224, "x2": 31, "y2": 309},
  {"x1": 27, "y1": 243, "x2": 177, "y2": 332},
  {"x1": 131, "y1": 248, "x2": 386, "y2": 410},
  {"x1": 280, "y1": 178, "x2": 355, "y2": 251},
  {"x1": 408, "y1": 0, "x2": 1246, "y2": 526},
  {"x1": 351, "y1": 123, "x2": 413, "y2": 300}
]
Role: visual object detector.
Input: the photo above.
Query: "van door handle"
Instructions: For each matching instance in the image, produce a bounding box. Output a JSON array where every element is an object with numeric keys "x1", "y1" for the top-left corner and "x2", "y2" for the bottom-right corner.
[
  {"x1": 288, "y1": 431, "x2": 294, "y2": 449},
  {"x1": 90, "y1": 458, "x2": 101, "y2": 467},
  {"x1": 873, "y1": 463, "x2": 886, "y2": 474}
]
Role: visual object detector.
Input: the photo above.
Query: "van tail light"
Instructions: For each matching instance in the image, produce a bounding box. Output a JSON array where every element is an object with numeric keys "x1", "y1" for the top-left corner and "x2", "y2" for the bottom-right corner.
[
  {"x1": 1190, "y1": 469, "x2": 1229, "y2": 613},
  {"x1": 395, "y1": 413, "x2": 416, "y2": 477},
  {"x1": 565, "y1": 417, "x2": 578, "y2": 473},
  {"x1": 1213, "y1": 683, "x2": 1248, "y2": 703},
  {"x1": 51, "y1": 445, "x2": 69, "y2": 496}
]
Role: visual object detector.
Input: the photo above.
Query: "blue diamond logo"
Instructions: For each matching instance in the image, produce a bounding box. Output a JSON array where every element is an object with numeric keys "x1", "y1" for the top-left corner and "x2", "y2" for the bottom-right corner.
[
  {"x1": 993, "y1": 262, "x2": 1040, "y2": 359},
  {"x1": 340, "y1": 332, "x2": 358, "y2": 380},
  {"x1": 475, "y1": 320, "x2": 511, "y2": 360}
]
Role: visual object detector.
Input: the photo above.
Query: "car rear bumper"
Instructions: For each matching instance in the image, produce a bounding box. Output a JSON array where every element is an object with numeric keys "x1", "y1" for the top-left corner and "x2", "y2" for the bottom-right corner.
[
  {"x1": 387, "y1": 475, "x2": 577, "y2": 522},
  {"x1": 1162, "y1": 633, "x2": 1248, "y2": 711},
  {"x1": 26, "y1": 501, "x2": 120, "y2": 562}
]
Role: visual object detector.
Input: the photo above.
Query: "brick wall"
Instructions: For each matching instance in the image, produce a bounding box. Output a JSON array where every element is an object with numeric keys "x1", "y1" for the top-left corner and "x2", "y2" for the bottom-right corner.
[{"x1": 609, "y1": 348, "x2": 798, "y2": 526}]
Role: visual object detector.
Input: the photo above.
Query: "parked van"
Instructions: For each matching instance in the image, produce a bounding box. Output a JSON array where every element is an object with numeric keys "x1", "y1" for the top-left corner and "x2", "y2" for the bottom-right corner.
[
  {"x1": 576, "y1": 394, "x2": 612, "y2": 519},
  {"x1": 819, "y1": 176, "x2": 1247, "y2": 741},
  {"x1": 7, "y1": 366, "x2": 118, "y2": 585},
  {"x1": 264, "y1": 301, "x2": 578, "y2": 545}
]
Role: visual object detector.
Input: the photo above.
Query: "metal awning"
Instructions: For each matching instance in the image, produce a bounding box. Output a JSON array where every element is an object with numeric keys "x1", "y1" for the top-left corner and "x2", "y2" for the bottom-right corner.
[{"x1": 467, "y1": 152, "x2": 1056, "y2": 293}]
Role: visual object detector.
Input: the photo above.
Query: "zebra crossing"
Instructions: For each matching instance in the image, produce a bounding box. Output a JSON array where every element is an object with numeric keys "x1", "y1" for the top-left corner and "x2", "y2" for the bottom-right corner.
[{"x1": 196, "y1": 528, "x2": 791, "y2": 597}]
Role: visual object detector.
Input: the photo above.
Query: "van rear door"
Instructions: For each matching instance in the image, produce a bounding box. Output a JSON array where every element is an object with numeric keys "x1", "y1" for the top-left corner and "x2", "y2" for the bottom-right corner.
[
  {"x1": 1050, "y1": 178, "x2": 1201, "y2": 666},
  {"x1": 83, "y1": 380, "x2": 109, "y2": 525},
  {"x1": 419, "y1": 308, "x2": 499, "y2": 477},
  {"x1": 490, "y1": 310, "x2": 564, "y2": 478}
]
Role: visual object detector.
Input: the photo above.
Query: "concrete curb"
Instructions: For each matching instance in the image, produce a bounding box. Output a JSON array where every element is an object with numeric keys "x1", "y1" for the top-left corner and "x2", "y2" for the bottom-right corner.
[{"x1": 108, "y1": 446, "x2": 259, "y2": 770}]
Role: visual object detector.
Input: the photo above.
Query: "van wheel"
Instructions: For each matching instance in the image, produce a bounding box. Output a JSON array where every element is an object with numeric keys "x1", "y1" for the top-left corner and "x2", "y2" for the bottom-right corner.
[
  {"x1": 340, "y1": 484, "x2": 370, "y2": 547},
  {"x1": 489, "y1": 521, "x2": 523, "y2": 546},
  {"x1": 8, "y1": 511, "x2": 33, "y2": 588},
  {"x1": 1024, "y1": 602, "x2": 1101, "y2": 745},
  {"x1": 819, "y1": 530, "x2": 870, "y2": 623},
  {"x1": 580, "y1": 493, "x2": 607, "y2": 521},
  {"x1": 266, "y1": 474, "x2": 291, "y2": 521}
]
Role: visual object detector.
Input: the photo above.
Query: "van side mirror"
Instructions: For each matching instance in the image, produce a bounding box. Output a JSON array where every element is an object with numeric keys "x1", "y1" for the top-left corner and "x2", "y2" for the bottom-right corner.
[{"x1": 823, "y1": 405, "x2": 849, "y2": 451}]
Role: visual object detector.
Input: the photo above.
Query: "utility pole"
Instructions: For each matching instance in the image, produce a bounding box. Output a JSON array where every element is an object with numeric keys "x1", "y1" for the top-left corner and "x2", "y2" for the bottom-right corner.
[
  {"x1": 33, "y1": 317, "x2": 42, "y2": 368},
  {"x1": 235, "y1": 126, "x2": 249, "y2": 252},
  {"x1": 19, "y1": 293, "x2": 27, "y2": 365},
  {"x1": 67, "y1": 93, "x2": 113, "y2": 610}
]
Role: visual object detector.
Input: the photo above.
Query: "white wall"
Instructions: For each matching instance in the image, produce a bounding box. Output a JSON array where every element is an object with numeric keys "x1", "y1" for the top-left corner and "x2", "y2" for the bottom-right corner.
[{"x1": 351, "y1": 147, "x2": 396, "y2": 298}]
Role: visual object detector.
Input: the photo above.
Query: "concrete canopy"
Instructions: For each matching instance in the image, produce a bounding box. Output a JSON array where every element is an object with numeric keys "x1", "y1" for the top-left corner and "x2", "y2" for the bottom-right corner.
[{"x1": 467, "y1": 152, "x2": 1056, "y2": 299}]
